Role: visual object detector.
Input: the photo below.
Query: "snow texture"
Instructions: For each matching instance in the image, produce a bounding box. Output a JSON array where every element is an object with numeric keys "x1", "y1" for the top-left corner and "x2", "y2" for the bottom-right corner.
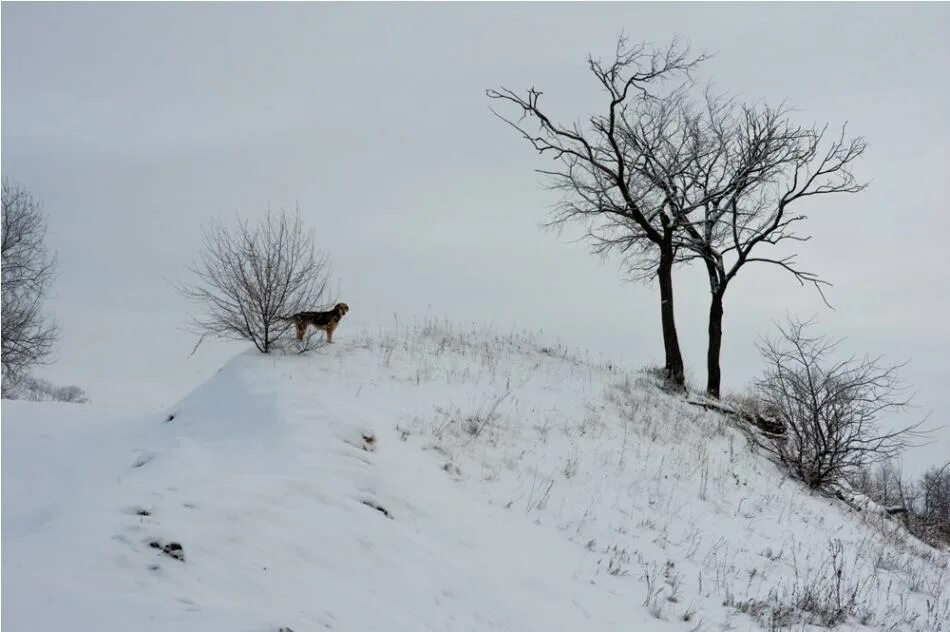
[{"x1": 3, "y1": 320, "x2": 948, "y2": 631}]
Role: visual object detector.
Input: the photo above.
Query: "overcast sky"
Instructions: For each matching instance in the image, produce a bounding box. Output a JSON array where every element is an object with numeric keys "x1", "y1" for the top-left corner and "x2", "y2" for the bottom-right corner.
[{"x1": 3, "y1": 3, "x2": 948, "y2": 473}]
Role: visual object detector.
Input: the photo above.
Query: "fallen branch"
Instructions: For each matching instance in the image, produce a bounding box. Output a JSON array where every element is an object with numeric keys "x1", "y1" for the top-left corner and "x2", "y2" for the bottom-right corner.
[{"x1": 686, "y1": 396, "x2": 786, "y2": 436}]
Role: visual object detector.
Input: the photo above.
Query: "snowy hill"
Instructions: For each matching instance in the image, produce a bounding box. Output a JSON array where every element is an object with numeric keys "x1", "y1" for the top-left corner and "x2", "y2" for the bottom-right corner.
[{"x1": 3, "y1": 321, "x2": 948, "y2": 631}]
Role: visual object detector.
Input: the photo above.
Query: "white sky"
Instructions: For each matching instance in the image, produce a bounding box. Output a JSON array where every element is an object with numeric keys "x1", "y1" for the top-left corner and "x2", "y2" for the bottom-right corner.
[{"x1": 2, "y1": 3, "x2": 948, "y2": 473}]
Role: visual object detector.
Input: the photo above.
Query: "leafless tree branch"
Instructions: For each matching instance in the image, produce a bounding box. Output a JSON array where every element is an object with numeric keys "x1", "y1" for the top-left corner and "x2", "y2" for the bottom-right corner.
[
  {"x1": 753, "y1": 318, "x2": 930, "y2": 490},
  {"x1": 632, "y1": 93, "x2": 868, "y2": 398},
  {"x1": 175, "y1": 208, "x2": 332, "y2": 354},
  {"x1": 488, "y1": 37, "x2": 713, "y2": 388},
  {"x1": 2, "y1": 178, "x2": 58, "y2": 393}
]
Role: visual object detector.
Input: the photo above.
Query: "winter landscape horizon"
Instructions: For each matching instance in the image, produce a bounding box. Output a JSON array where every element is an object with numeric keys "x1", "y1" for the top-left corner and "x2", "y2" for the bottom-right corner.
[{"x1": 3, "y1": 3, "x2": 949, "y2": 631}]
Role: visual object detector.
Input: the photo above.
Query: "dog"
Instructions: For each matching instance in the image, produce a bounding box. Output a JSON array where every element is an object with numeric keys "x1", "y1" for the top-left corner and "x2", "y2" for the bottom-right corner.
[{"x1": 284, "y1": 303, "x2": 350, "y2": 343}]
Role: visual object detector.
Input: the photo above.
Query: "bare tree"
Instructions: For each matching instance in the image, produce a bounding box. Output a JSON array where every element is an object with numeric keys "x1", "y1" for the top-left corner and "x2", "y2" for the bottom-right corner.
[
  {"x1": 487, "y1": 37, "x2": 713, "y2": 390},
  {"x1": 609, "y1": 93, "x2": 866, "y2": 399},
  {"x1": 2, "y1": 178, "x2": 58, "y2": 392},
  {"x1": 921, "y1": 462, "x2": 950, "y2": 542},
  {"x1": 849, "y1": 460, "x2": 950, "y2": 547},
  {"x1": 673, "y1": 100, "x2": 867, "y2": 399},
  {"x1": 754, "y1": 318, "x2": 927, "y2": 490},
  {"x1": 177, "y1": 209, "x2": 331, "y2": 354},
  {"x1": 491, "y1": 42, "x2": 866, "y2": 400}
]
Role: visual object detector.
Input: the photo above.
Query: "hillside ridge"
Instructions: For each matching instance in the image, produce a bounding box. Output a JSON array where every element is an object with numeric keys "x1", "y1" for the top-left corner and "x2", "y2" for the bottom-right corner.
[{"x1": 3, "y1": 321, "x2": 947, "y2": 631}]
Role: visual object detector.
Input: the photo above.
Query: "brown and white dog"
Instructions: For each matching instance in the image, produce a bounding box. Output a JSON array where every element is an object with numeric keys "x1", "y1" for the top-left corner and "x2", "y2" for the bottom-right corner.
[{"x1": 284, "y1": 303, "x2": 350, "y2": 343}]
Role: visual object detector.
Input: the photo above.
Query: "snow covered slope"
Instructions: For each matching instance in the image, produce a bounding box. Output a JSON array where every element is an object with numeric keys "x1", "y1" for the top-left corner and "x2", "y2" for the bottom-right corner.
[{"x1": 3, "y1": 321, "x2": 948, "y2": 631}]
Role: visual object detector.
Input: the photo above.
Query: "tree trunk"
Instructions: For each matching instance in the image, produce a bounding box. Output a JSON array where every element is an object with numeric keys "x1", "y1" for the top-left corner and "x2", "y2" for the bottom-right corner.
[
  {"x1": 706, "y1": 288, "x2": 725, "y2": 399},
  {"x1": 657, "y1": 248, "x2": 685, "y2": 389}
]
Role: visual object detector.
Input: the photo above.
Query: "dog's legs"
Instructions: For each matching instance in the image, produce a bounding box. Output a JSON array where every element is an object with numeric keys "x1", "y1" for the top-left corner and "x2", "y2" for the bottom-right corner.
[
  {"x1": 326, "y1": 322, "x2": 336, "y2": 343},
  {"x1": 296, "y1": 322, "x2": 306, "y2": 342}
]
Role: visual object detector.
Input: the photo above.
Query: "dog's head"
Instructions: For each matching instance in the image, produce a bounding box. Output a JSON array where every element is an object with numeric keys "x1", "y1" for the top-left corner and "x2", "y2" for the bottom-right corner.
[{"x1": 335, "y1": 303, "x2": 350, "y2": 318}]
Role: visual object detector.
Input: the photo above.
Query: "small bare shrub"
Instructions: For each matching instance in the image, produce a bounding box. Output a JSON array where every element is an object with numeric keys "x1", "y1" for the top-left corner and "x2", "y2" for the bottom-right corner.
[
  {"x1": 177, "y1": 208, "x2": 332, "y2": 354},
  {"x1": 850, "y1": 460, "x2": 950, "y2": 549},
  {"x1": 754, "y1": 318, "x2": 927, "y2": 490},
  {"x1": 3, "y1": 375, "x2": 88, "y2": 403},
  {"x1": 920, "y1": 463, "x2": 950, "y2": 546}
]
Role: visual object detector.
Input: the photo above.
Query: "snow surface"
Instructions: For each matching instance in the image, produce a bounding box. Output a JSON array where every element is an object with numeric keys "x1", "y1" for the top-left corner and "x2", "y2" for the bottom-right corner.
[{"x1": 3, "y1": 321, "x2": 948, "y2": 631}]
